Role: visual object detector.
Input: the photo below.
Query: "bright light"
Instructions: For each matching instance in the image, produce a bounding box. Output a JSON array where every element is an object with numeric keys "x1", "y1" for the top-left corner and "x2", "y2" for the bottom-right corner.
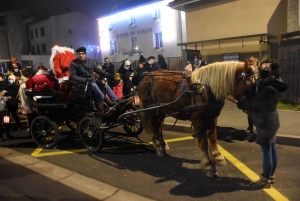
[{"x1": 97, "y1": 0, "x2": 177, "y2": 57}]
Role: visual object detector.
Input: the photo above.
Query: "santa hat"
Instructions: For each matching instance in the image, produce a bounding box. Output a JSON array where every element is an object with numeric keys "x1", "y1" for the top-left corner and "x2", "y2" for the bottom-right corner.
[{"x1": 50, "y1": 45, "x2": 75, "y2": 69}]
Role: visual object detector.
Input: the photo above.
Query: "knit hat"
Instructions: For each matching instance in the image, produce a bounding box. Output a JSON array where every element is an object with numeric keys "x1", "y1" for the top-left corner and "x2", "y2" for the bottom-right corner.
[
  {"x1": 23, "y1": 68, "x2": 35, "y2": 78},
  {"x1": 139, "y1": 55, "x2": 146, "y2": 63},
  {"x1": 125, "y1": 60, "x2": 131, "y2": 66},
  {"x1": 76, "y1": 47, "x2": 86, "y2": 54},
  {"x1": 8, "y1": 75, "x2": 16, "y2": 82},
  {"x1": 115, "y1": 73, "x2": 121, "y2": 81}
]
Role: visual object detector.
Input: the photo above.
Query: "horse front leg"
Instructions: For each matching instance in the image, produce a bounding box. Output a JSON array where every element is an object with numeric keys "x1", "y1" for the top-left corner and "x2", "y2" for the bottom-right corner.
[
  {"x1": 193, "y1": 121, "x2": 217, "y2": 177},
  {"x1": 207, "y1": 118, "x2": 227, "y2": 167}
]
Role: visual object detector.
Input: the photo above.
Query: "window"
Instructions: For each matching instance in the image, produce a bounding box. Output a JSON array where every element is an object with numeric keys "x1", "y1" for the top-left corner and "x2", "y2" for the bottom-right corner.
[
  {"x1": 109, "y1": 22, "x2": 115, "y2": 31},
  {"x1": 37, "y1": 45, "x2": 40, "y2": 54},
  {"x1": 154, "y1": 32, "x2": 163, "y2": 49},
  {"x1": 131, "y1": 37, "x2": 137, "y2": 51},
  {"x1": 30, "y1": 30, "x2": 33, "y2": 39},
  {"x1": 31, "y1": 46, "x2": 35, "y2": 55},
  {"x1": 130, "y1": 15, "x2": 136, "y2": 25},
  {"x1": 40, "y1": 27, "x2": 45, "y2": 36},
  {"x1": 35, "y1": 29, "x2": 38, "y2": 38},
  {"x1": 154, "y1": 9, "x2": 161, "y2": 19},
  {"x1": 110, "y1": 40, "x2": 117, "y2": 55},
  {"x1": 42, "y1": 44, "x2": 46, "y2": 53}
]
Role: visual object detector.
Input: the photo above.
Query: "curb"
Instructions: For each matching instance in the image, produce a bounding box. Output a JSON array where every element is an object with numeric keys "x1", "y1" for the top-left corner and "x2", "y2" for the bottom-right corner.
[{"x1": 0, "y1": 147, "x2": 155, "y2": 201}]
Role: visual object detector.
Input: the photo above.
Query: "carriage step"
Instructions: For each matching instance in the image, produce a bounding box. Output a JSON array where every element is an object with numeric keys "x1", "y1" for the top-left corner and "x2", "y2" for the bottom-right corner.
[{"x1": 33, "y1": 103, "x2": 67, "y2": 108}]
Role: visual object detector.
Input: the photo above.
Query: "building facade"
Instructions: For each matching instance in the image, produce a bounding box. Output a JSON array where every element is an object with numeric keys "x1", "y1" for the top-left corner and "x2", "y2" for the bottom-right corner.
[
  {"x1": 97, "y1": 0, "x2": 183, "y2": 64},
  {"x1": 169, "y1": 0, "x2": 287, "y2": 64},
  {"x1": 0, "y1": 10, "x2": 98, "y2": 69}
]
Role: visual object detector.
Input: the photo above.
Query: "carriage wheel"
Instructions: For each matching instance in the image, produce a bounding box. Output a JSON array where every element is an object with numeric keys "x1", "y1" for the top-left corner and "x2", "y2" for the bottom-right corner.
[
  {"x1": 79, "y1": 116, "x2": 104, "y2": 152},
  {"x1": 122, "y1": 105, "x2": 143, "y2": 136},
  {"x1": 31, "y1": 116, "x2": 60, "y2": 149},
  {"x1": 66, "y1": 119, "x2": 79, "y2": 132}
]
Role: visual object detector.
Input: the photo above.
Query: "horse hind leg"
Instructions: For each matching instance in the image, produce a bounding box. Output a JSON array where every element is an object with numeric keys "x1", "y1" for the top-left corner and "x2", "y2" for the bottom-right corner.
[
  {"x1": 152, "y1": 118, "x2": 167, "y2": 156},
  {"x1": 140, "y1": 111, "x2": 167, "y2": 156}
]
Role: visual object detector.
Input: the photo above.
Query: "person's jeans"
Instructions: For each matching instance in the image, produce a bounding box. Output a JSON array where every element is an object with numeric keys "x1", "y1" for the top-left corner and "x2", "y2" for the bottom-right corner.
[
  {"x1": 89, "y1": 83, "x2": 105, "y2": 100},
  {"x1": 260, "y1": 141, "x2": 278, "y2": 179},
  {"x1": 95, "y1": 80, "x2": 118, "y2": 102}
]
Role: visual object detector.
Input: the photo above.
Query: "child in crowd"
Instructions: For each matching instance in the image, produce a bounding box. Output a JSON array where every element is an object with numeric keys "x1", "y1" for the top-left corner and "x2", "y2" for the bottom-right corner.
[{"x1": 111, "y1": 73, "x2": 123, "y2": 98}]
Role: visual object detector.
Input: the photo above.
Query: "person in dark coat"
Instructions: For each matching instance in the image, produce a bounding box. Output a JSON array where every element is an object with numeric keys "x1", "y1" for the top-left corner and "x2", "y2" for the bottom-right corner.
[
  {"x1": 0, "y1": 73, "x2": 12, "y2": 140},
  {"x1": 133, "y1": 62, "x2": 147, "y2": 88},
  {"x1": 3, "y1": 75, "x2": 22, "y2": 131},
  {"x1": 144, "y1": 56, "x2": 161, "y2": 72},
  {"x1": 237, "y1": 60, "x2": 287, "y2": 188},
  {"x1": 117, "y1": 60, "x2": 134, "y2": 96},
  {"x1": 101, "y1": 57, "x2": 115, "y2": 86},
  {"x1": 193, "y1": 53, "x2": 207, "y2": 70},
  {"x1": 157, "y1": 54, "x2": 168, "y2": 70},
  {"x1": 69, "y1": 47, "x2": 118, "y2": 107}
]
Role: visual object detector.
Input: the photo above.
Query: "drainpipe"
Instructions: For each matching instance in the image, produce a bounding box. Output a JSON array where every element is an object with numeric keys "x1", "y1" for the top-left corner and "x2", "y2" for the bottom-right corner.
[{"x1": 5, "y1": 13, "x2": 13, "y2": 58}]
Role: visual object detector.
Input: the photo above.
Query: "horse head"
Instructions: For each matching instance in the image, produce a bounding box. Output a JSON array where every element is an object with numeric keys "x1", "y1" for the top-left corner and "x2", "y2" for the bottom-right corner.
[{"x1": 233, "y1": 56, "x2": 258, "y2": 102}]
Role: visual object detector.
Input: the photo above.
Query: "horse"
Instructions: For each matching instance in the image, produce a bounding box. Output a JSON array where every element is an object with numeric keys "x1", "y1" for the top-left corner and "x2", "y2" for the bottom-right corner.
[{"x1": 137, "y1": 57, "x2": 258, "y2": 177}]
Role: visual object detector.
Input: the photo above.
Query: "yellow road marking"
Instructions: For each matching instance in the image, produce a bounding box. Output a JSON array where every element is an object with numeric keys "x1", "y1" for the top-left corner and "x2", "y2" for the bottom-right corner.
[
  {"x1": 218, "y1": 145, "x2": 289, "y2": 201},
  {"x1": 31, "y1": 135, "x2": 288, "y2": 200}
]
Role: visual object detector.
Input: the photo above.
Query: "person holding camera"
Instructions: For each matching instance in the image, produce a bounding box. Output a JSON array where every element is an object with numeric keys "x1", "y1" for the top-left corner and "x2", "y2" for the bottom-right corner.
[{"x1": 237, "y1": 60, "x2": 287, "y2": 188}]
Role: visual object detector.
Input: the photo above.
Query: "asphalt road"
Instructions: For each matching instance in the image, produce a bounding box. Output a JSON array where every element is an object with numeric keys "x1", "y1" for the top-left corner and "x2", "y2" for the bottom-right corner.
[{"x1": 0, "y1": 100, "x2": 299, "y2": 200}]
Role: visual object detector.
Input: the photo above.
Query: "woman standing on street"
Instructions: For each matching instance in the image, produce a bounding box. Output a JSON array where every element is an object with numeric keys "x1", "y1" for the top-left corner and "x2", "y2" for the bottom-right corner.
[{"x1": 237, "y1": 60, "x2": 287, "y2": 188}]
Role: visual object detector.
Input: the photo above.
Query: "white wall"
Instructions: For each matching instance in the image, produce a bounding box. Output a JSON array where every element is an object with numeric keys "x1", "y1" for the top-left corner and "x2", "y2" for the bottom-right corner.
[{"x1": 98, "y1": 0, "x2": 181, "y2": 62}]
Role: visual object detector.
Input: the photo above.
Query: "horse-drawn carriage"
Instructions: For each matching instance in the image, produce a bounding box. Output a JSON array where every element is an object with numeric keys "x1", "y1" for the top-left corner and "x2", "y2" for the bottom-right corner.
[
  {"x1": 25, "y1": 81, "x2": 143, "y2": 152},
  {"x1": 25, "y1": 56, "x2": 259, "y2": 177}
]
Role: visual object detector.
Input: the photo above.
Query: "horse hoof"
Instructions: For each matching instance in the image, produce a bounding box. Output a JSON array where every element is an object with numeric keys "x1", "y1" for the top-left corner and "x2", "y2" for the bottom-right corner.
[
  {"x1": 156, "y1": 149, "x2": 167, "y2": 156},
  {"x1": 206, "y1": 170, "x2": 218, "y2": 177},
  {"x1": 215, "y1": 155, "x2": 227, "y2": 167}
]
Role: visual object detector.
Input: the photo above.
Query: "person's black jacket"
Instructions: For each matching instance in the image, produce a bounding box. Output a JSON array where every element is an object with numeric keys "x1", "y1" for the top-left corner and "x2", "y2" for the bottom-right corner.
[
  {"x1": 157, "y1": 58, "x2": 167, "y2": 70},
  {"x1": 133, "y1": 67, "x2": 148, "y2": 86},
  {"x1": 101, "y1": 63, "x2": 115, "y2": 85},
  {"x1": 0, "y1": 79, "x2": 7, "y2": 91},
  {"x1": 70, "y1": 58, "x2": 110, "y2": 84},
  {"x1": 4, "y1": 83, "x2": 19, "y2": 97},
  {"x1": 144, "y1": 62, "x2": 161, "y2": 72},
  {"x1": 237, "y1": 76, "x2": 287, "y2": 131}
]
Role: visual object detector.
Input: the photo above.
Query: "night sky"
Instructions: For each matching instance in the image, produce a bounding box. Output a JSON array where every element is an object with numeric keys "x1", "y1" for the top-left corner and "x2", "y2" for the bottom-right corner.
[{"x1": 1, "y1": 0, "x2": 157, "y2": 19}]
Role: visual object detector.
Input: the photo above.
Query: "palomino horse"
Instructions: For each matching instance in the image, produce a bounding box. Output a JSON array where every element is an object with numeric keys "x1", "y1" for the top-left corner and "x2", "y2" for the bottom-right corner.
[{"x1": 137, "y1": 57, "x2": 258, "y2": 177}]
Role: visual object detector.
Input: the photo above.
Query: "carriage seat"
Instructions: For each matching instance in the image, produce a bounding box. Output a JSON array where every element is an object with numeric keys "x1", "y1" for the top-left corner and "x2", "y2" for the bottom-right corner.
[{"x1": 70, "y1": 80, "x2": 92, "y2": 98}]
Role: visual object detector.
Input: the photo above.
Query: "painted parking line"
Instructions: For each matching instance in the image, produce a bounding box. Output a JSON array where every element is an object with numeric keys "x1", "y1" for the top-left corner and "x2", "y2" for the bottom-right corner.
[
  {"x1": 30, "y1": 135, "x2": 288, "y2": 201},
  {"x1": 218, "y1": 145, "x2": 289, "y2": 201}
]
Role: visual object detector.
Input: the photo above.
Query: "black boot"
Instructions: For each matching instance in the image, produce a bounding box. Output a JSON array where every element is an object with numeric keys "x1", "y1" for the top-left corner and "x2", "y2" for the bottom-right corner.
[
  {"x1": 6, "y1": 133, "x2": 15, "y2": 139},
  {"x1": 104, "y1": 98, "x2": 117, "y2": 107},
  {"x1": 0, "y1": 134, "x2": 5, "y2": 141}
]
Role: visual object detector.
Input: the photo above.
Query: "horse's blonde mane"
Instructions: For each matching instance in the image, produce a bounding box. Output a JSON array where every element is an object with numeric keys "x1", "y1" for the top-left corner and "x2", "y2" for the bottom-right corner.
[{"x1": 191, "y1": 61, "x2": 244, "y2": 100}]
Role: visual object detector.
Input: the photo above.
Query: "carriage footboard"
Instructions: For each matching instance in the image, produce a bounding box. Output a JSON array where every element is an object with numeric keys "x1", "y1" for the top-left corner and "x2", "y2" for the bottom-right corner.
[{"x1": 33, "y1": 102, "x2": 67, "y2": 108}]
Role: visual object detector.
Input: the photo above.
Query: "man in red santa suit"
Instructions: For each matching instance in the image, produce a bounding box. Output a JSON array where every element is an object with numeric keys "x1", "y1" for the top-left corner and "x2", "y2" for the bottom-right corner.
[{"x1": 50, "y1": 45, "x2": 76, "y2": 101}]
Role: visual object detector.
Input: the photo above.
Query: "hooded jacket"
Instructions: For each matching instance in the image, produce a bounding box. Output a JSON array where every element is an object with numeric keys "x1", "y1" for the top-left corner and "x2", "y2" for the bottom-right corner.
[{"x1": 237, "y1": 75, "x2": 287, "y2": 145}]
